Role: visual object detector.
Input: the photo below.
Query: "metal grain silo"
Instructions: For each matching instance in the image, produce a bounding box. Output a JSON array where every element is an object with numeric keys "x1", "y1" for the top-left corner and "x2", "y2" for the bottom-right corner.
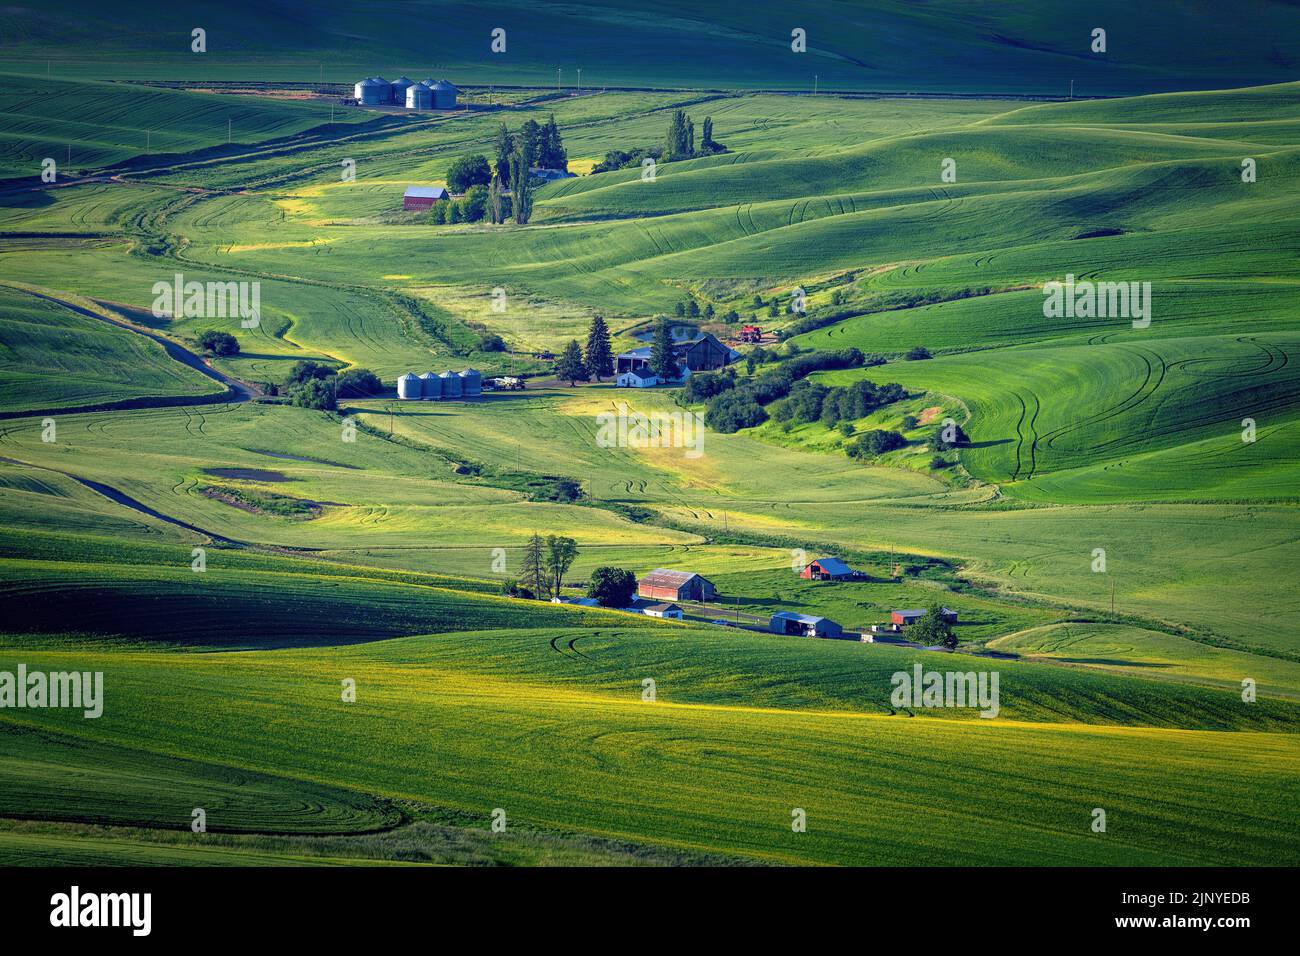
[
  {"x1": 419, "y1": 371, "x2": 441, "y2": 399},
  {"x1": 458, "y1": 368, "x2": 482, "y2": 396},
  {"x1": 355, "y1": 77, "x2": 389, "y2": 106},
  {"x1": 439, "y1": 369, "x2": 462, "y2": 398},
  {"x1": 406, "y1": 81, "x2": 433, "y2": 110},
  {"x1": 431, "y1": 79, "x2": 459, "y2": 110},
  {"x1": 390, "y1": 76, "x2": 414, "y2": 105},
  {"x1": 397, "y1": 372, "x2": 420, "y2": 400}
]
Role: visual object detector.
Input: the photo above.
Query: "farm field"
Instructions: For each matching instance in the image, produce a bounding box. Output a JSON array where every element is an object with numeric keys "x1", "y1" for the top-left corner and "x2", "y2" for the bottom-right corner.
[{"x1": 1, "y1": 1, "x2": 1297, "y2": 872}]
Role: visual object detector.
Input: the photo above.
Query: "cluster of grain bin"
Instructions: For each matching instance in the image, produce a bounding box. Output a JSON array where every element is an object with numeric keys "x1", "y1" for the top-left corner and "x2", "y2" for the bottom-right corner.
[
  {"x1": 353, "y1": 76, "x2": 392, "y2": 105},
  {"x1": 397, "y1": 369, "x2": 482, "y2": 399},
  {"x1": 354, "y1": 76, "x2": 458, "y2": 109}
]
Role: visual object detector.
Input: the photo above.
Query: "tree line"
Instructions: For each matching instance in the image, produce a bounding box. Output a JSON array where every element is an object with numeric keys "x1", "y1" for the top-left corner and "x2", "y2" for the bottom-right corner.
[{"x1": 439, "y1": 114, "x2": 569, "y2": 226}]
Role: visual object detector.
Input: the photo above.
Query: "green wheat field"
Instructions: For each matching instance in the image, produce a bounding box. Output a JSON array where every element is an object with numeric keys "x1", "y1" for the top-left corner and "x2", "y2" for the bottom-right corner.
[{"x1": 1, "y1": 1, "x2": 1298, "y2": 866}]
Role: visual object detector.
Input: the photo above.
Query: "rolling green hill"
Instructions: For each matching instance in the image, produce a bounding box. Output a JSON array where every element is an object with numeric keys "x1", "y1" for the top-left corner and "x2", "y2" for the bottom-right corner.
[
  {"x1": 1, "y1": 1, "x2": 1297, "y2": 94},
  {"x1": 1, "y1": 16, "x2": 1297, "y2": 868}
]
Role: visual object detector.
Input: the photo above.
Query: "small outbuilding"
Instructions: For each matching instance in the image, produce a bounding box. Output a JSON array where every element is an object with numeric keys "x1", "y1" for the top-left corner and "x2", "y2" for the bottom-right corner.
[
  {"x1": 617, "y1": 368, "x2": 658, "y2": 388},
  {"x1": 641, "y1": 602, "x2": 684, "y2": 620},
  {"x1": 891, "y1": 607, "x2": 958, "y2": 626},
  {"x1": 530, "y1": 167, "x2": 575, "y2": 183},
  {"x1": 637, "y1": 569, "x2": 717, "y2": 603},
  {"x1": 800, "y1": 557, "x2": 855, "y2": 580},
  {"x1": 404, "y1": 185, "x2": 448, "y2": 210},
  {"x1": 769, "y1": 611, "x2": 844, "y2": 639}
]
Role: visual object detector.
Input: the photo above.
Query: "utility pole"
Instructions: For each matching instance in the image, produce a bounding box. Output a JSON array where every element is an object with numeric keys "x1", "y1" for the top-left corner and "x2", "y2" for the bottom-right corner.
[
  {"x1": 814, "y1": 74, "x2": 818, "y2": 95},
  {"x1": 577, "y1": 68, "x2": 582, "y2": 93},
  {"x1": 1069, "y1": 79, "x2": 1074, "y2": 101},
  {"x1": 557, "y1": 67, "x2": 562, "y2": 93}
]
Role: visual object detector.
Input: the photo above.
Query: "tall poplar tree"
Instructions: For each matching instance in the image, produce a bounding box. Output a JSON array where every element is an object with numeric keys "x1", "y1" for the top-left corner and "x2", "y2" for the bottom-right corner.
[{"x1": 520, "y1": 532, "x2": 546, "y2": 598}]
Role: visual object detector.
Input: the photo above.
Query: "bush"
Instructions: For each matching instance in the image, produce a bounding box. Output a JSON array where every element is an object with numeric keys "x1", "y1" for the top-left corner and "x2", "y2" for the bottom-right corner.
[
  {"x1": 586, "y1": 566, "x2": 637, "y2": 608},
  {"x1": 930, "y1": 456, "x2": 950, "y2": 469},
  {"x1": 479, "y1": 333, "x2": 507, "y2": 352},
  {"x1": 198, "y1": 330, "x2": 239, "y2": 356},
  {"x1": 704, "y1": 391, "x2": 768, "y2": 433},
  {"x1": 934, "y1": 422, "x2": 970, "y2": 452},
  {"x1": 460, "y1": 184, "x2": 488, "y2": 222},
  {"x1": 682, "y1": 368, "x2": 735, "y2": 402},
  {"x1": 906, "y1": 346, "x2": 932, "y2": 360},
  {"x1": 901, "y1": 415, "x2": 920, "y2": 431},
  {"x1": 447, "y1": 154, "x2": 492, "y2": 192},
  {"x1": 287, "y1": 360, "x2": 336, "y2": 385},
  {"x1": 290, "y1": 378, "x2": 337, "y2": 411},
  {"x1": 501, "y1": 578, "x2": 534, "y2": 599},
  {"x1": 336, "y1": 368, "x2": 382, "y2": 398},
  {"x1": 858, "y1": 429, "x2": 907, "y2": 456}
]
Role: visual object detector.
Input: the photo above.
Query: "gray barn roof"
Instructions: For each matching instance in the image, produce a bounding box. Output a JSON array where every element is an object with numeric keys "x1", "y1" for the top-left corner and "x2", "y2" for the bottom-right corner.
[
  {"x1": 772, "y1": 611, "x2": 830, "y2": 625},
  {"x1": 808, "y1": 557, "x2": 853, "y2": 575},
  {"x1": 405, "y1": 186, "x2": 448, "y2": 199},
  {"x1": 639, "y1": 569, "x2": 702, "y2": 589}
]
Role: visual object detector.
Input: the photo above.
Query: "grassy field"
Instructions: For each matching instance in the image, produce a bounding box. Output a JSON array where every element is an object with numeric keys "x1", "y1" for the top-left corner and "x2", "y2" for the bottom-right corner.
[
  {"x1": 3, "y1": 1, "x2": 1299, "y2": 94},
  {"x1": 2, "y1": 630, "x2": 1298, "y2": 866},
  {"x1": 1, "y1": 14, "x2": 1297, "y2": 867}
]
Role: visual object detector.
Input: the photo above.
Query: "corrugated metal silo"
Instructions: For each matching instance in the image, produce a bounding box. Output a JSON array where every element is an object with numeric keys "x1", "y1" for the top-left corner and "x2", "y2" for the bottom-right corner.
[
  {"x1": 439, "y1": 369, "x2": 462, "y2": 398},
  {"x1": 397, "y1": 372, "x2": 420, "y2": 400},
  {"x1": 406, "y1": 82, "x2": 433, "y2": 109},
  {"x1": 458, "y1": 368, "x2": 482, "y2": 396},
  {"x1": 390, "y1": 76, "x2": 414, "y2": 105},
  {"x1": 419, "y1": 371, "x2": 441, "y2": 399},
  {"x1": 431, "y1": 79, "x2": 459, "y2": 110}
]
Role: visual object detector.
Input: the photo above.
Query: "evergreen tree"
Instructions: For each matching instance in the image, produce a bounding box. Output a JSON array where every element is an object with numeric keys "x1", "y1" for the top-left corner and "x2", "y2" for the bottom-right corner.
[
  {"x1": 649, "y1": 316, "x2": 676, "y2": 379},
  {"x1": 520, "y1": 532, "x2": 546, "y2": 599},
  {"x1": 687, "y1": 117, "x2": 695, "y2": 156},
  {"x1": 701, "y1": 117, "x2": 715, "y2": 151},
  {"x1": 584, "y1": 314, "x2": 614, "y2": 381},
  {"x1": 538, "y1": 113, "x2": 568, "y2": 170},
  {"x1": 687, "y1": 299, "x2": 700, "y2": 318},
  {"x1": 556, "y1": 339, "x2": 588, "y2": 386},
  {"x1": 518, "y1": 119, "x2": 542, "y2": 167}
]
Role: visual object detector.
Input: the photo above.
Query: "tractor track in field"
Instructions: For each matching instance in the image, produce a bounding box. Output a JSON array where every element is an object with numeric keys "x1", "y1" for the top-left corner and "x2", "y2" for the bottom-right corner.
[
  {"x1": 0, "y1": 285, "x2": 261, "y2": 420},
  {"x1": 0, "y1": 456, "x2": 242, "y2": 546}
]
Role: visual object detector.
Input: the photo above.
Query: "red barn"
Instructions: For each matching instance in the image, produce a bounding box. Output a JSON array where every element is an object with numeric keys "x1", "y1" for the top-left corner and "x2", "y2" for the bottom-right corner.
[
  {"x1": 637, "y1": 569, "x2": 717, "y2": 602},
  {"x1": 892, "y1": 607, "x2": 958, "y2": 626},
  {"x1": 799, "y1": 557, "x2": 855, "y2": 580},
  {"x1": 404, "y1": 185, "x2": 448, "y2": 210}
]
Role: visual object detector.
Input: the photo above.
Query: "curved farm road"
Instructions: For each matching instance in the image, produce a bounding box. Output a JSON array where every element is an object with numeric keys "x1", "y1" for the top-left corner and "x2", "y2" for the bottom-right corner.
[{"x1": 0, "y1": 285, "x2": 261, "y2": 421}]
